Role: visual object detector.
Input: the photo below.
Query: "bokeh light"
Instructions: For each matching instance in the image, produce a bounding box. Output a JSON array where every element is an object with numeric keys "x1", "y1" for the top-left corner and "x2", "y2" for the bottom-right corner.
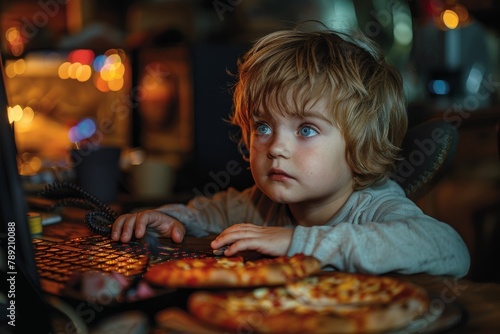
[
  {"x1": 5, "y1": 27, "x2": 25, "y2": 56},
  {"x1": 428, "y1": 80, "x2": 450, "y2": 95},
  {"x1": 57, "y1": 49, "x2": 126, "y2": 91},
  {"x1": 5, "y1": 59, "x2": 26, "y2": 78},
  {"x1": 7, "y1": 105, "x2": 36, "y2": 124},
  {"x1": 7, "y1": 105, "x2": 24, "y2": 122},
  {"x1": 442, "y1": 10, "x2": 459, "y2": 29},
  {"x1": 93, "y1": 55, "x2": 107, "y2": 72},
  {"x1": 68, "y1": 49, "x2": 95, "y2": 65},
  {"x1": 68, "y1": 118, "x2": 97, "y2": 143}
]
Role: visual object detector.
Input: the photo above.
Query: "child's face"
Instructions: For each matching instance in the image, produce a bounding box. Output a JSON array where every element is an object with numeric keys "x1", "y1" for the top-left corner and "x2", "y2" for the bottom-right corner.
[{"x1": 249, "y1": 98, "x2": 354, "y2": 207}]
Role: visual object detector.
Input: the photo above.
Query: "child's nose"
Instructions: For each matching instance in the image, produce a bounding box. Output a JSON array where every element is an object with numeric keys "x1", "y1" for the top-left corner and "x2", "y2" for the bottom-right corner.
[{"x1": 267, "y1": 133, "x2": 291, "y2": 159}]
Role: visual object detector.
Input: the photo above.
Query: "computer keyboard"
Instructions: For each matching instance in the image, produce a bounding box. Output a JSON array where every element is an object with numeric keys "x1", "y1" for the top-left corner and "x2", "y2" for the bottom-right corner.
[{"x1": 32, "y1": 234, "x2": 216, "y2": 295}]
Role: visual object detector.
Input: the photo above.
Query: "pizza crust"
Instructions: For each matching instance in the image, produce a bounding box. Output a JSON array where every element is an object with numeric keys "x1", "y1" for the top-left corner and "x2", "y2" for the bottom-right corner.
[{"x1": 144, "y1": 254, "x2": 321, "y2": 288}]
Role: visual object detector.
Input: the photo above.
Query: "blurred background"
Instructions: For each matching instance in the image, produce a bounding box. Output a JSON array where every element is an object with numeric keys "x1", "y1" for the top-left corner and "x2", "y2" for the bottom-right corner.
[{"x1": 1, "y1": 0, "x2": 499, "y2": 281}]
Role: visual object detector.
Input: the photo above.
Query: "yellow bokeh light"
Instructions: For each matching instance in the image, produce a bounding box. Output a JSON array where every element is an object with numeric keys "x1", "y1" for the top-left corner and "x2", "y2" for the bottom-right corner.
[
  {"x1": 108, "y1": 77, "x2": 124, "y2": 91},
  {"x1": 21, "y1": 106, "x2": 35, "y2": 123},
  {"x1": 29, "y1": 156, "x2": 43, "y2": 173},
  {"x1": 5, "y1": 27, "x2": 25, "y2": 56},
  {"x1": 106, "y1": 53, "x2": 122, "y2": 65},
  {"x1": 114, "y1": 62, "x2": 125, "y2": 78},
  {"x1": 442, "y1": 10, "x2": 459, "y2": 29},
  {"x1": 68, "y1": 62, "x2": 81, "y2": 79},
  {"x1": 59, "y1": 61, "x2": 94, "y2": 81},
  {"x1": 100, "y1": 62, "x2": 125, "y2": 81},
  {"x1": 13, "y1": 59, "x2": 26, "y2": 75},
  {"x1": 58, "y1": 62, "x2": 71, "y2": 79},
  {"x1": 5, "y1": 27, "x2": 20, "y2": 42},
  {"x1": 76, "y1": 64, "x2": 92, "y2": 82},
  {"x1": 8, "y1": 105, "x2": 24, "y2": 122},
  {"x1": 100, "y1": 65, "x2": 111, "y2": 81},
  {"x1": 5, "y1": 63, "x2": 16, "y2": 78},
  {"x1": 21, "y1": 155, "x2": 43, "y2": 175}
]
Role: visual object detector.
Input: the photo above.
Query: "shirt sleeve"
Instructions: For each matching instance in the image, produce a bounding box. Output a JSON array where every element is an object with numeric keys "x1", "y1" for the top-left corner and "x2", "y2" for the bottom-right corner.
[
  {"x1": 155, "y1": 186, "x2": 288, "y2": 237},
  {"x1": 287, "y1": 182, "x2": 471, "y2": 278}
]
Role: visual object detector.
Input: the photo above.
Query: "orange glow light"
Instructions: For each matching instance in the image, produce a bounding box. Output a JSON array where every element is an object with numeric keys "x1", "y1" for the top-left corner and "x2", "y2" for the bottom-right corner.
[
  {"x1": 94, "y1": 76, "x2": 110, "y2": 92},
  {"x1": 58, "y1": 62, "x2": 71, "y2": 79},
  {"x1": 442, "y1": 9, "x2": 459, "y2": 29}
]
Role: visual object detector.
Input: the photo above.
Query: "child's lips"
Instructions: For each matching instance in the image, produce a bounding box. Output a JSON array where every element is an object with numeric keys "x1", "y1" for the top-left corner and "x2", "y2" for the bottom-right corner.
[{"x1": 268, "y1": 168, "x2": 293, "y2": 181}]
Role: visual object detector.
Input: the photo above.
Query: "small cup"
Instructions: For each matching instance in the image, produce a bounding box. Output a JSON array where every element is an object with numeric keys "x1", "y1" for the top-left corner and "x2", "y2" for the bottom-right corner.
[
  {"x1": 71, "y1": 146, "x2": 121, "y2": 203},
  {"x1": 130, "y1": 159, "x2": 175, "y2": 199},
  {"x1": 27, "y1": 212, "x2": 42, "y2": 237}
]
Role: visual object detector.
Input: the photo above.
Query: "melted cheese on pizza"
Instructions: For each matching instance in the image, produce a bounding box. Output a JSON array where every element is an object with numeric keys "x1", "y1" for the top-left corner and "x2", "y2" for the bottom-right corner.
[
  {"x1": 286, "y1": 273, "x2": 406, "y2": 307},
  {"x1": 171, "y1": 257, "x2": 245, "y2": 270},
  {"x1": 225, "y1": 287, "x2": 315, "y2": 315}
]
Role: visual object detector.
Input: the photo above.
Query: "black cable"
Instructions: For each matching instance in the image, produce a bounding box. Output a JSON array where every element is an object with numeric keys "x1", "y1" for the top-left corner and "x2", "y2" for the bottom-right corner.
[{"x1": 40, "y1": 181, "x2": 117, "y2": 235}]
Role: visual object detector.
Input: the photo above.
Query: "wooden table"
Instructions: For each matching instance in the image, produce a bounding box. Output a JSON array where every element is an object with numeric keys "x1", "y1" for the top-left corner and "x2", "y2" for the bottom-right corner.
[
  {"x1": 398, "y1": 274, "x2": 500, "y2": 333},
  {"x1": 41, "y1": 220, "x2": 500, "y2": 333}
]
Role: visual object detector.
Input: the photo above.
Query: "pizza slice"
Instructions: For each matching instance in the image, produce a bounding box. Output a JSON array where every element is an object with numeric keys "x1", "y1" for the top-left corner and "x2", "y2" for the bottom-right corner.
[
  {"x1": 143, "y1": 253, "x2": 321, "y2": 288},
  {"x1": 188, "y1": 272, "x2": 430, "y2": 333}
]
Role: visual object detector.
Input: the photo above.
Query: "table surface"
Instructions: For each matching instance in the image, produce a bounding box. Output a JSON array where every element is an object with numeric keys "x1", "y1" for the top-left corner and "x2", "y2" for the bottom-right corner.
[{"x1": 41, "y1": 219, "x2": 500, "y2": 333}]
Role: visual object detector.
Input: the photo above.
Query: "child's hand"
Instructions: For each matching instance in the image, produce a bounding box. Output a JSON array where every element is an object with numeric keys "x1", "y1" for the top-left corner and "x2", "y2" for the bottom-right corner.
[
  {"x1": 111, "y1": 210, "x2": 186, "y2": 243},
  {"x1": 211, "y1": 223, "x2": 293, "y2": 257}
]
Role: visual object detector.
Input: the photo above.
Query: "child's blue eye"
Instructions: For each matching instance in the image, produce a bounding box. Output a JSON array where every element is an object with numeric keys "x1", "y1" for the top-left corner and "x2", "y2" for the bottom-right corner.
[
  {"x1": 256, "y1": 123, "x2": 271, "y2": 135},
  {"x1": 299, "y1": 126, "x2": 318, "y2": 137}
]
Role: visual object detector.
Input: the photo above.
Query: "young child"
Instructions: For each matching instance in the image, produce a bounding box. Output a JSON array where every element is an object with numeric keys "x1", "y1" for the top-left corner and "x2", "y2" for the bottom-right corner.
[{"x1": 112, "y1": 27, "x2": 470, "y2": 278}]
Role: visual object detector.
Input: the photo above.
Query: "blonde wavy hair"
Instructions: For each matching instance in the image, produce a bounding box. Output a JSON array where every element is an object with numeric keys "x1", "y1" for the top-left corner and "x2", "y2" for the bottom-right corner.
[{"x1": 230, "y1": 27, "x2": 408, "y2": 190}]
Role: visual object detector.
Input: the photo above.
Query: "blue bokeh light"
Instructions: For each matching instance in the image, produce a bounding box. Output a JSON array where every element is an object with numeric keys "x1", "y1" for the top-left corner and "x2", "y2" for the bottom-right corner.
[
  {"x1": 92, "y1": 54, "x2": 107, "y2": 72},
  {"x1": 68, "y1": 118, "x2": 97, "y2": 143},
  {"x1": 428, "y1": 80, "x2": 450, "y2": 95}
]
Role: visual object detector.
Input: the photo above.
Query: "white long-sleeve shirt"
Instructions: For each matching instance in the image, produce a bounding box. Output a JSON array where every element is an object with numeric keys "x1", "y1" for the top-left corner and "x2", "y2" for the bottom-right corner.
[{"x1": 157, "y1": 179, "x2": 470, "y2": 278}]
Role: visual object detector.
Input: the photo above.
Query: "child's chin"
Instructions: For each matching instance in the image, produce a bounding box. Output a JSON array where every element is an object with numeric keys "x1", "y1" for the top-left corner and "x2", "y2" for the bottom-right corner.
[
  {"x1": 265, "y1": 194, "x2": 295, "y2": 205},
  {"x1": 259, "y1": 184, "x2": 299, "y2": 203}
]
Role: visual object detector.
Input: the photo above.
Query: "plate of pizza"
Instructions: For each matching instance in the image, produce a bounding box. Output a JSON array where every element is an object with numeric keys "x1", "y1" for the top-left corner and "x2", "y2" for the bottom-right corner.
[
  {"x1": 184, "y1": 272, "x2": 435, "y2": 334},
  {"x1": 144, "y1": 253, "x2": 322, "y2": 288}
]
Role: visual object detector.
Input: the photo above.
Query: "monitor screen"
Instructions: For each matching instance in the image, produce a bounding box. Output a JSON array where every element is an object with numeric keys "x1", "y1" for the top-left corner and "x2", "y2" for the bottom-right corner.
[{"x1": 0, "y1": 55, "x2": 53, "y2": 333}]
